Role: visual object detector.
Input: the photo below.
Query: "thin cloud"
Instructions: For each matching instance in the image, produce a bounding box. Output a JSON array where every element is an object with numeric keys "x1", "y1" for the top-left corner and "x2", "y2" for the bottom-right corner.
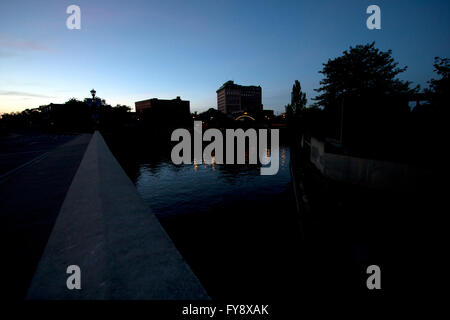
[
  {"x1": 0, "y1": 90, "x2": 54, "y2": 98},
  {"x1": 0, "y1": 39, "x2": 54, "y2": 52}
]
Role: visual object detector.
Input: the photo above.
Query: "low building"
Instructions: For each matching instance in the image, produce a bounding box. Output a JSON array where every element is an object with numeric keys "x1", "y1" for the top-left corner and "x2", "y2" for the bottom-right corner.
[
  {"x1": 216, "y1": 81, "x2": 262, "y2": 114},
  {"x1": 39, "y1": 103, "x2": 64, "y2": 113},
  {"x1": 135, "y1": 96, "x2": 191, "y2": 127}
]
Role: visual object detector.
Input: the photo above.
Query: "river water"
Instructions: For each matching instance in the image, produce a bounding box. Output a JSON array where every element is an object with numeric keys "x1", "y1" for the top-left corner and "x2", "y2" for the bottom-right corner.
[{"x1": 106, "y1": 135, "x2": 305, "y2": 300}]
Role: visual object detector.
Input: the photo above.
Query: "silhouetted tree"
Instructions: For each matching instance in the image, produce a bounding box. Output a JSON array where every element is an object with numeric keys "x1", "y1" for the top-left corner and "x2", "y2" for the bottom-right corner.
[
  {"x1": 286, "y1": 80, "x2": 307, "y2": 118},
  {"x1": 55, "y1": 98, "x2": 91, "y2": 131},
  {"x1": 311, "y1": 42, "x2": 416, "y2": 158},
  {"x1": 428, "y1": 57, "x2": 449, "y2": 111},
  {"x1": 197, "y1": 108, "x2": 230, "y2": 127},
  {"x1": 285, "y1": 104, "x2": 293, "y2": 120},
  {"x1": 291, "y1": 80, "x2": 307, "y2": 114},
  {"x1": 410, "y1": 56, "x2": 450, "y2": 155},
  {"x1": 314, "y1": 42, "x2": 414, "y2": 110},
  {"x1": 113, "y1": 104, "x2": 131, "y2": 113},
  {"x1": 285, "y1": 80, "x2": 307, "y2": 147}
]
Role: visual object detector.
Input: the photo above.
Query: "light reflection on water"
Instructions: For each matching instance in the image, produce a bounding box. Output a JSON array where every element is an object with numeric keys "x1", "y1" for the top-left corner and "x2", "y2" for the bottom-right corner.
[
  {"x1": 122, "y1": 145, "x2": 303, "y2": 299},
  {"x1": 135, "y1": 146, "x2": 290, "y2": 217}
]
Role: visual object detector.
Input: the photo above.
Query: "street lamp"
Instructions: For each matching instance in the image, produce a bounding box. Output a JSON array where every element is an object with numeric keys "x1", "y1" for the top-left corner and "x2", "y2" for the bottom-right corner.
[{"x1": 90, "y1": 89, "x2": 99, "y2": 125}]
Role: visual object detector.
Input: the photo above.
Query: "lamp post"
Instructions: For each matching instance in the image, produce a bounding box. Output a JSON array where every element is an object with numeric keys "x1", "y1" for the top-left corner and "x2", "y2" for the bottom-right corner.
[
  {"x1": 90, "y1": 89, "x2": 96, "y2": 102},
  {"x1": 90, "y1": 89, "x2": 98, "y2": 126}
]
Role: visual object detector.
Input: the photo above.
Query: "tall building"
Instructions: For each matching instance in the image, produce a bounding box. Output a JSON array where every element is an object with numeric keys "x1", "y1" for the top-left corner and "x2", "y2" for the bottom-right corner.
[{"x1": 216, "y1": 81, "x2": 262, "y2": 114}]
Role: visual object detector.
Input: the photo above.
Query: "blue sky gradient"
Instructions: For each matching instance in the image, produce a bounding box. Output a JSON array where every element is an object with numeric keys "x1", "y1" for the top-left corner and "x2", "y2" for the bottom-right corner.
[{"x1": 1, "y1": 0, "x2": 449, "y2": 113}]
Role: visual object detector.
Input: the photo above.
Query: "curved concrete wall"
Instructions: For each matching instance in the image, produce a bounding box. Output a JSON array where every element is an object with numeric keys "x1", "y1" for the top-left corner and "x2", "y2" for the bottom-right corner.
[
  {"x1": 27, "y1": 131, "x2": 209, "y2": 300},
  {"x1": 310, "y1": 137, "x2": 431, "y2": 190}
]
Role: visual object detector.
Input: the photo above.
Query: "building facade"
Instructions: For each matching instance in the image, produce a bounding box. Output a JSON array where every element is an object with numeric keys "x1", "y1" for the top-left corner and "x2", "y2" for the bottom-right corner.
[
  {"x1": 135, "y1": 96, "x2": 190, "y2": 114},
  {"x1": 216, "y1": 81, "x2": 262, "y2": 114},
  {"x1": 135, "y1": 96, "x2": 191, "y2": 126}
]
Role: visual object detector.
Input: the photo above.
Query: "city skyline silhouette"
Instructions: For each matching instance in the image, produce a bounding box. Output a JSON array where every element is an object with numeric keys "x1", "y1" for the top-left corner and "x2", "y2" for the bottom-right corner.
[{"x1": 1, "y1": 0, "x2": 449, "y2": 114}]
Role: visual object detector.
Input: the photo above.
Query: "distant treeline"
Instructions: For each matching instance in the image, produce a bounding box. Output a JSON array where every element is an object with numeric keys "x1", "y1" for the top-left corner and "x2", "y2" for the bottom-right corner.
[
  {"x1": 0, "y1": 98, "x2": 133, "y2": 134},
  {"x1": 0, "y1": 100, "x2": 286, "y2": 137}
]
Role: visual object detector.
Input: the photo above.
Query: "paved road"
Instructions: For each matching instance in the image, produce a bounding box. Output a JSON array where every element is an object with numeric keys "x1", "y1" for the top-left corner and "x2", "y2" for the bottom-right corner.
[
  {"x1": 0, "y1": 133, "x2": 91, "y2": 299},
  {"x1": 0, "y1": 133, "x2": 76, "y2": 176}
]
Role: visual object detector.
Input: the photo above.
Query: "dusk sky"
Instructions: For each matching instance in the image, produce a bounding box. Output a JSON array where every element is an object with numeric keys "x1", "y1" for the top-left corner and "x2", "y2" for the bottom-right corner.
[{"x1": 1, "y1": 0, "x2": 449, "y2": 114}]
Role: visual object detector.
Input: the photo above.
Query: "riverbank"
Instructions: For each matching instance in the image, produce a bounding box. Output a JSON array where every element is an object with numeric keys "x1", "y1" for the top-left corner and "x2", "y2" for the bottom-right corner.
[{"x1": 290, "y1": 143, "x2": 445, "y2": 299}]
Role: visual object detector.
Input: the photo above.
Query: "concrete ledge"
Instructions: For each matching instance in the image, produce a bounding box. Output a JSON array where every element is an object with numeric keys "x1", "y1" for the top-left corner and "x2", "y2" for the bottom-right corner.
[
  {"x1": 310, "y1": 137, "x2": 431, "y2": 190},
  {"x1": 26, "y1": 131, "x2": 209, "y2": 300}
]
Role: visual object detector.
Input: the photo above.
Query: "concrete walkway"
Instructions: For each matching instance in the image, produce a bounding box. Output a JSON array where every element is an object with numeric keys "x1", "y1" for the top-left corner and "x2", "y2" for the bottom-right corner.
[
  {"x1": 0, "y1": 133, "x2": 92, "y2": 299},
  {"x1": 0, "y1": 133, "x2": 76, "y2": 177},
  {"x1": 26, "y1": 131, "x2": 209, "y2": 300}
]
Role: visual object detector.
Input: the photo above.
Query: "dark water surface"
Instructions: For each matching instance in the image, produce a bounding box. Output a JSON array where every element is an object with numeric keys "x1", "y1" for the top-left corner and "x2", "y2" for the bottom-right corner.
[{"x1": 105, "y1": 135, "x2": 305, "y2": 300}]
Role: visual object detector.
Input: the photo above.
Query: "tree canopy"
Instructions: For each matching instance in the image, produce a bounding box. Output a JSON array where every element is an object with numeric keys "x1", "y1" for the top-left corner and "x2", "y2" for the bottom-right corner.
[
  {"x1": 313, "y1": 42, "x2": 414, "y2": 110},
  {"x1": 428, "y1": 57, "x2": 449, "y2": 109},
  {"x1": 290, "y1": 80, "x2": 307, "y2": 114},
  {"x1": 285, "y1": 80, "x2": 307, "y2": 121}
]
